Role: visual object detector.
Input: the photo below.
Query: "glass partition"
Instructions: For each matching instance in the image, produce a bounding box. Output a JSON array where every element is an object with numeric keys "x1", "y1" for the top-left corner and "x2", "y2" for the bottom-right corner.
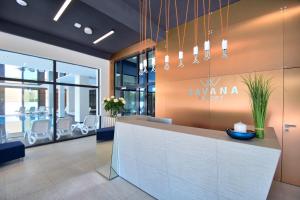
[
  {"x1": 114, "y1": 50, "x2": 156, "y2": 116},
  {"x1": 0, "y1": 50, "x2": 99, "y2": 147},
  {"x1": 0, "y1": 83, "x2": 54, "y2": 146},
  {"x1": 0, "y1": 50, "x2": 53, "y2": 82},
  {"x1": 56, "y1": 62, "x2": 98, "y2": 86},
  {"x1": 55, "y1": 85, "x2": 98, "y2": 141}
]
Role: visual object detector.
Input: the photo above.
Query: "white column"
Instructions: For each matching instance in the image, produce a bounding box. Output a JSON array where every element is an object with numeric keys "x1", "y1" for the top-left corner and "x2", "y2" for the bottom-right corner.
[
  {"x1": 66, "y1": 87, "x2": 75, "y2": 114},
  {"x1": 47, "y1": 72, "x2": 53, "y2": 115},
  {"x1": 58, "y1": 85, "x2": 65, "y2": 118},
  {"x1": 75, "y1": 76, "x2": 89, "y2": 122}
]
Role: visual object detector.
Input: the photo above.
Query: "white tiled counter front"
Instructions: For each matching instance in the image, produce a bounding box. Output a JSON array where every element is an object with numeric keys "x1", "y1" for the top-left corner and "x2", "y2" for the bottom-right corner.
[{"x1": 112, "y1": 118, "x2": 281, "y2": 200}]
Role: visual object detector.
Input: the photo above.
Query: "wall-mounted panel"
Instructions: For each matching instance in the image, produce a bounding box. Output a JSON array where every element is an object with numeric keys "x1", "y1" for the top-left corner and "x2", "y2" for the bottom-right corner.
[
  {"x1": 283, "y1": 1, "x2": 300, "y2": 68},
  {"x1": 210, "y1": 0, "x2": 284, "y2": 76},
  {"x1": 156, "y1": 78, "x2": 210, "y2": 128},
  {"x1": 155, "y1": 0, "x2": 300, "y2": 183}
]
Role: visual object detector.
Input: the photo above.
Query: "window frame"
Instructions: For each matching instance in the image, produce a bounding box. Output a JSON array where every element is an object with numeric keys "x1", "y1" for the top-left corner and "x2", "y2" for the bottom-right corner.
[
  {"x1": 0, "y1": 48, "x2": 100, "y2": 148},
  {"x1": 113, "y1": 49, "x2": 156, "y2": 117}
]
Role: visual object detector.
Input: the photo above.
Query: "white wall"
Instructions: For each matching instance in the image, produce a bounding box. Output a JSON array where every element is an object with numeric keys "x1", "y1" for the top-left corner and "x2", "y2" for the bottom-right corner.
[{"x1": 0, "y1": 31, "x2": 110, "y2": 116}]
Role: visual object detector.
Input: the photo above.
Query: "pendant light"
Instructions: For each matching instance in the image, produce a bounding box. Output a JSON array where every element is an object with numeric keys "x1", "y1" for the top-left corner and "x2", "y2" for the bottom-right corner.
[
  {"x1": 203, "y1": 0, "x2": 211, "y2": 61},
  {"x1": 222, "y1": 39, "x2": 228, "y2": 58},
  {"x1": 174, "y1": 0, "x2": 190, "y2": 68},
  {"x1": 151, "y1": 57, "x2": 156, "y2": 72},
  {"x1": 193, "y1": 45, "x2": 200, "y2": 64},
  {"x1": 193, "y1": 0, "x2": 200, "y2": 64},
  {"x1": 164, "y1": 55, "x2": 170, "y2": 70},
  {"x1": 204, "y1": 40, "x2": 211, "y2": 60},
  {"x1": 149, "y1": 0, "x2": 162, "y2": 72},
  {"x1": 139, "y1": 62, "x2": 144, "y2": 76},
  {"x1": 219, "y1": 0, "x2": 230, "y2": 58},
  {"x1": 143, "y1": 55, "x2": 148, "y2": 73}
]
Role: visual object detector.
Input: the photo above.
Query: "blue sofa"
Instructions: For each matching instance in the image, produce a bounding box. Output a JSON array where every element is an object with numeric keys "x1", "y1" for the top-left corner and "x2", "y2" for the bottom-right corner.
[
  {"x1": 97, "y1": 127, "x2": 114, "y2": 141},
  {"x1": 0, "y1": 141, "x2": 25, "y2": 165}
]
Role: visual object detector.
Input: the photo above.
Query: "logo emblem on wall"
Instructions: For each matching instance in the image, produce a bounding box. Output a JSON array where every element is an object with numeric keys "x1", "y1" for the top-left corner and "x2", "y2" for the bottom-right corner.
[{"x1": 188, "y1": 78, "x2": 239, "y2": 101}]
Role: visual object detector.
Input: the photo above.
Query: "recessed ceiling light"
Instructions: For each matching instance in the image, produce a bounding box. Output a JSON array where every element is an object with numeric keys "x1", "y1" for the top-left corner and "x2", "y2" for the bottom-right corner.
[
  {"x1": 93, "y1": 30, "x2": 115, "y2": 44},
  {"x1": 84, "y1": 27, "x2": 93, "y2": 35},
  {"x1": 53, "y1": 0, "x2": 72, "y2": 22},
  {"x1": 16, "y1": 0, "x2": 28, "y2": 6},
  {"x1": 74, "y1": 22, "x2": 81, "y2": 29}
]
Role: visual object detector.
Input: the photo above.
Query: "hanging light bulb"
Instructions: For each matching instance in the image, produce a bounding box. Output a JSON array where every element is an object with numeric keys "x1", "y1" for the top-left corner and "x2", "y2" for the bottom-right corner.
[
  {"x1": 151, "y1": 57, "x2": 156, "y2": 72},
  {"x1": 164, "y1": 55, "x2": 170, "y2": 70},
  {"x1": 193, "y1": 45, "x2": 200, "y2": 64},
  {"x1": 204, "y1": 40, "x2": 211, "y2": 61},
  {"x1": 222, "y1": 39, "x2": 228, "y2": 58},
  {"x1": 178, "y1": 51, "x2": 184, "y2": 68},
  {"x1": 139, "y1": 62, "x2": 144, "y2": 76},
  {"x1": 143, "y1": 58, "x2": 148, "y2": 73}
]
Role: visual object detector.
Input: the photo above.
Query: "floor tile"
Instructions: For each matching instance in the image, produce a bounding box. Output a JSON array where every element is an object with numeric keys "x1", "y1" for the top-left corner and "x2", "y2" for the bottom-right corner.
[{"x1": 0, "y1": 136, "x2": 299, "y2": 200}]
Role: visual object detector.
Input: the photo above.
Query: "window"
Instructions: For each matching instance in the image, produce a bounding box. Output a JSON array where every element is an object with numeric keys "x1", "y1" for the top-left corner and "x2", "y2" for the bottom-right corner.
[
  {"x1": 0, "y1": 50, "x2": 99, "y2": 147},
  {"x1": 56, "y1": 62, "x2": 98, "y2": 86},
  {"x1": 114, "y1": 50, "x2": 155, "y2": 116}
]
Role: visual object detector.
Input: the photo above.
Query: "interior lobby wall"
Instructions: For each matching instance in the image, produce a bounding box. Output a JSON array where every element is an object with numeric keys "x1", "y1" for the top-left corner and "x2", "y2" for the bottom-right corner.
[
  {"x1": 156, "y1": 0, "x2": 300, "y2": 181},
  {"x1": 0, "y1": 31, "x2": 110, "y2": 116}
]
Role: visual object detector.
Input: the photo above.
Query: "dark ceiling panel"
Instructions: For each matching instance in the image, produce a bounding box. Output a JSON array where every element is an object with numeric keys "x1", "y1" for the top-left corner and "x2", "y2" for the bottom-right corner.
[
  {"x1": 125, "y1": 0, "x2": 240, "y2": 28},
  {"x1": 0, "y1": 0, "x2": 239, "y2": 59}
]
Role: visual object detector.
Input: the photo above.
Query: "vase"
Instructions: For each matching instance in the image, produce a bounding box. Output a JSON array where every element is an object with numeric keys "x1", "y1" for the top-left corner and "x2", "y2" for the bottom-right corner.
[{"x1": 255, "y1": 127, "x2": 265, "y2": 139}]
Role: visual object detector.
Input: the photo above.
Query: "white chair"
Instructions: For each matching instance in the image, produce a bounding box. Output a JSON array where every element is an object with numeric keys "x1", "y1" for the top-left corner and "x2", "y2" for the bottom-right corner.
[
  {"x1": 26, "y1": 119, "x2": 51, "y2": 145},
  {"x1": 39, "y1": 106, "x2": 46, "y2": 112},
  {"x1": 19, "y1": 106, "x2": 25, "y2": 113},
  {"x1": 71, "y1": 115, "x2": 99, "y2": 135},
  {"x1": 56, "y1": 117, "x2": 73, "y2": 140},
  {"x1": 29, "y1": 106, "x2": 36, "y2": 113}
]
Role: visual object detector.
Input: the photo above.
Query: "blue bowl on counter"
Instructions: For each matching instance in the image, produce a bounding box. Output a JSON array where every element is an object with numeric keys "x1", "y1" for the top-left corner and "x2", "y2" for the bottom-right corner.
[{"x1": 225, "y1": 129, "x2": 256, "y2": 140}]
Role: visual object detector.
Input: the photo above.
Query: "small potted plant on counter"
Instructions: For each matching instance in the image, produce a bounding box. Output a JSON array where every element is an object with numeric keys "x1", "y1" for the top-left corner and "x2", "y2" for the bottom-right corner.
[
  {"x1": 103, "y1": 96, "x2": 126, "y2": 117},
  {"x1": 243, "y1": 74, "x2": 272, "y2": 139}
]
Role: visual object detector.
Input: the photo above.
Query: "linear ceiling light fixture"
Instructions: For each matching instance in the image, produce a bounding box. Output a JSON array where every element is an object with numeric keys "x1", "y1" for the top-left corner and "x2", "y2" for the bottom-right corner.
[
  {"x1": 93, "y1": 30, "x2": 115, "y2": 44},
  {"x1": 53, "y1": 0, "x2": 72, "y2": 22},
  {"x1": 16, "y1": 0, "x2": 28, "y2": 7}
]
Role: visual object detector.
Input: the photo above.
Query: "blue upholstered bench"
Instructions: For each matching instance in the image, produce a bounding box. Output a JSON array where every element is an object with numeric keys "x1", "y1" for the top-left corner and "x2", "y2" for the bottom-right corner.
[
  {"x1": 97, "y1": 127, "x2": 114, "y2": 141},
  {"x1": 0, "y1": 141, "x2": 25, "y2": 165}
]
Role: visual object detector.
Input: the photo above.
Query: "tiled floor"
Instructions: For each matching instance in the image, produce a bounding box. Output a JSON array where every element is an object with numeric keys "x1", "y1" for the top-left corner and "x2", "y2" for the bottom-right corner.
[{"x1": 0, "y1": 136, "x2": 300, "y2": 200}]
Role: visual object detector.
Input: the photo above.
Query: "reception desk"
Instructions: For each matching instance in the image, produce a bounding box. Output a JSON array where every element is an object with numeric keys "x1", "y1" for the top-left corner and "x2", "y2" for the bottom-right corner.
[{"x1": 112, "y1": 117, "x2": 281, "y2": 200}]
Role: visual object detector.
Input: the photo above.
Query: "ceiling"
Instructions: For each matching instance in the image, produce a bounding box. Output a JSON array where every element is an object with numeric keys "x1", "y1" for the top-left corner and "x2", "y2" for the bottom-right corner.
[{"x1": 0, "y1": 0, "x2": 239, "y2": 60}]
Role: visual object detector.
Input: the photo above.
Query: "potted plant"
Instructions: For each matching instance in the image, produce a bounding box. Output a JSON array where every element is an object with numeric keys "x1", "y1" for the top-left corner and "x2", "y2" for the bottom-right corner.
[
  {"x1": 243, "y1": 74, "x2": 272, "y2": 139},
  {"x1": 103, "y1": 96, "x2": 126, "y2": 117}
]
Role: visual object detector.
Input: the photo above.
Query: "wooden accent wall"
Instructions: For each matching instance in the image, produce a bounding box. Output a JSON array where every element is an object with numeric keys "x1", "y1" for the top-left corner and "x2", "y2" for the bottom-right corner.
[{"x1": 156, "y1": 0, "x2": 300, "y2": 181}]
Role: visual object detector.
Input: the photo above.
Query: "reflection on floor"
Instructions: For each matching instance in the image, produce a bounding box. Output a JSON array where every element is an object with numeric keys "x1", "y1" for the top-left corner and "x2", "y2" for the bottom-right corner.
[{"x1": 0, "y1": 136, "x2": 300, "y2": 200}]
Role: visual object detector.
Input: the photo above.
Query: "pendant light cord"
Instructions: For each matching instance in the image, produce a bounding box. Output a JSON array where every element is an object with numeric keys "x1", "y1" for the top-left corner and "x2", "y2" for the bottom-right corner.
[
  {"x1": 181, "y1": 0, "x2": 190, "y2": 50},
  {"x1": 207, "y1": 0, "x2": 211, "y2": 40},
  {"x1": 219, "y1": 0, "x2": 230, "y2": 37},
  {"x1": 139, "y1": 0, "x2": 142, "y2": 53},
  {"x1": 155, "y1": 0, "x2": 163, "y2": 44},
  {"x1": 218, "y1": 0, "x2": 224, "y2": 37},
  {"x1": 194, "y1": 0, "x2": 199, "y2": 46},
  {"x1": 165, "y1": 0, "x2": 170, "y2": 54},
  {"x1": 202, "y1": 0, "x2": 206, "y2": 41},
  {"x1": 226, "y1": 0, "x2": 230, "y2": 34},
  {"x1": 174, "y1": 0, "x2": 181, "y2": 49},
  {"x1": 174, "y1": 0, "x2": 190, "y2": 50},
  {"x1": 149, "y1": 0, "x2": 153, "y2": 42}
]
